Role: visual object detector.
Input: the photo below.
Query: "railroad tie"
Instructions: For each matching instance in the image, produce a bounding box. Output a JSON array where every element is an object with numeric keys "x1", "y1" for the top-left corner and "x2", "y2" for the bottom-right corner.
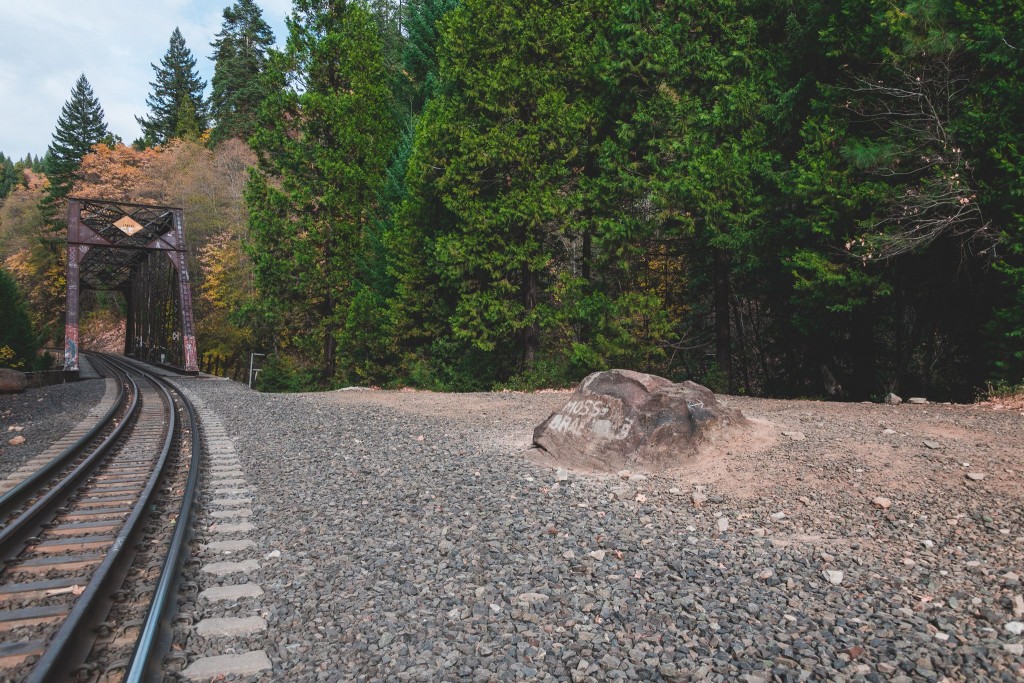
[{"x1": 172, "y1": 387, "x2": 272, "y2": 682}]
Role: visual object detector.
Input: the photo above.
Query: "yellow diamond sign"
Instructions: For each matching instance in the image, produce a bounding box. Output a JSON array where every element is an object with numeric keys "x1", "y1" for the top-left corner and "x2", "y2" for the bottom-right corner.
[{"x1": 114, "y1": 215, "x2": 144, "y2": 236}]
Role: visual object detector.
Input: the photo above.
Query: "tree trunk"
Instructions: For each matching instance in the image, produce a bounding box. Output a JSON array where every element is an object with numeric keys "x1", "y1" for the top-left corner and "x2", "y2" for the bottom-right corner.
[
  {"x1": 522, "y1": 262, "x2": 538, "y2": 366},
  {"x1": 323, "y1": 293, "x2": 337, "y2": 382},
  {"x1": 581, "y1": 231, "x2": 592, "y2": 282},
  {"x1": 713, "y1": 249, "x2": 733, "y2": 392}
]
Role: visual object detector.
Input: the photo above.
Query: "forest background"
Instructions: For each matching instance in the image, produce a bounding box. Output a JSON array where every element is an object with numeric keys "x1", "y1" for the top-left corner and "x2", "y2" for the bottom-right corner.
[{"x1": 1, "y1": 0, "x2": 1022, "y2": 402}]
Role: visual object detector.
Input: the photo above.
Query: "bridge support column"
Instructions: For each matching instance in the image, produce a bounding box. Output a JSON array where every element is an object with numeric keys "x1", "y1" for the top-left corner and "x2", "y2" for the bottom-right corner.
[{"x1": 63, "y1": 243, "x2": 89, "y2": 375}]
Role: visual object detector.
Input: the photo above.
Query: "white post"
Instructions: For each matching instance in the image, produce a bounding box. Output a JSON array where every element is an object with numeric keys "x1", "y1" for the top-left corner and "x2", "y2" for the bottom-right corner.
[{"x1": 248, "y1": 353, "x2": 266, "y2": 388}]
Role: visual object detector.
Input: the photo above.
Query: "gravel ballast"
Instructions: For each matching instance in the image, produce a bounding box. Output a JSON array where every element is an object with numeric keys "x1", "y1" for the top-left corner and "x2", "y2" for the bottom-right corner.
[
  {"x1": 0, "y1": 378, "x2": 106, "y2": 478},
  {"x1": 172, "y1": 377, "x2": 1024, "y2": 682}
]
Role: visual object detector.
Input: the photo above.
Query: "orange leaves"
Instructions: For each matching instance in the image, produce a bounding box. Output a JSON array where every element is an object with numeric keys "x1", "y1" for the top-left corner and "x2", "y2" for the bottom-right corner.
[{"x1": 73, "y1": 143, "x2": 160, "y2": 204}]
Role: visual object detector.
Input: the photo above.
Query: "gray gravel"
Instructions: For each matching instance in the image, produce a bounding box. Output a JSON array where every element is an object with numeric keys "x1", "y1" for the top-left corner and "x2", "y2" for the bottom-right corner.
[
  {"x1": 0, "y1": 378, "x2": 105, "y2": 477},
  {"x1": 175, "y1": 378, "x2": 1024, "y2": 682}
]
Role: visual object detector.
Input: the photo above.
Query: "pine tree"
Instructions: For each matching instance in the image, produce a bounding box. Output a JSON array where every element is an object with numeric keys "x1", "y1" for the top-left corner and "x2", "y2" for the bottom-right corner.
[
  {"x1": 0, "y1": 152, "x2": 18, "y2": 202},
  {"x1": 43, "y1": 75, "x2": 110, "y2": 201},
  {"x1": 403, "y1": 0, "x2": 459, "y2": 112},
  {"x1": 390, "y1": 0, "x2": 600, "y2": 385},
  {"x1": 246, "y1": 0, "x2": 396, "y2": 384},
  {"x1": 137, "y1": 28, "x2": 209, "y2": 145},
  {"x1": 209, "y1": 0, "x2": 276, "y2": 145},
  {"x1": 39, "y1": 74, "x2": 111, "y2": 230}
]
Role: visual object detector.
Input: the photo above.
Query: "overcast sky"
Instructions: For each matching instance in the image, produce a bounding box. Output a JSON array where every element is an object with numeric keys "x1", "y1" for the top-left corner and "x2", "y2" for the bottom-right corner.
[{"x1": 0, "y1": 0, "x2": 293, "y2": 160}]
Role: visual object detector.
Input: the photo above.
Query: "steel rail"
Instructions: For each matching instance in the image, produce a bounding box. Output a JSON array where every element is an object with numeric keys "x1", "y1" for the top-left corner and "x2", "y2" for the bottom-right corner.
[
  {"x1": 124, "y1": 362, "x2": 203, "y2": 682},
  {"x1": 0, "y1": 363, "x2": 140, "y2": 562},
  {"x1": 24, "y1": 355, "x2": 179, "y2": 682},
  {"x1": 0, "y1": 354, "x2": 127, "y2": 521}
]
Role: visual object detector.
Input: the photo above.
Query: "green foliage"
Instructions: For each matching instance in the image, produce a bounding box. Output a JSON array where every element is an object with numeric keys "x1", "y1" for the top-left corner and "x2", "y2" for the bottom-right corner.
[
  {"x1": 0, "y1": 152, "x2": 18, "y2": 202},
  {"x1": 254, "y1": 353, "x2": 315, "y2": 393},
  {"x1": 137, "y1": 28, "x2": 209, "y2": 146},
  {"x1": 246, "y1": 0, "x2": 396, "y2": 385},
  {"x1": 0, "y1": 267, "x2": 41, "y2": 369},
  {"x1": 40, "y1": 74, "x2": 111, "y2": 229},
  {"x1": 209, "y1": 0, "x2": 277, "y2": 145}
]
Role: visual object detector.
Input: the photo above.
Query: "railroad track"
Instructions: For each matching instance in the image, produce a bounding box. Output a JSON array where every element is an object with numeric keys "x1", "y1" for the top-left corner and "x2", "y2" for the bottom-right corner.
[{"x1": 0, "y1": 354, "x2": 202, "y2": 682}]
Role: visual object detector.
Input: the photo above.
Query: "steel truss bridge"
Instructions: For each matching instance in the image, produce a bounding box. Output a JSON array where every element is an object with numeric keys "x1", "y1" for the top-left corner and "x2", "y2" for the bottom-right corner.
[{"x1": 63, "y1": 198, "x2": 199, "y2": 374}]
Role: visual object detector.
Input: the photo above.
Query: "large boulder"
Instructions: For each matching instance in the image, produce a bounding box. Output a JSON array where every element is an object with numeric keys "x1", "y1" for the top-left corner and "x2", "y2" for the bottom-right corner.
[
  {"x1": 530, "y1": 369, "x2": 747, "y2": 472},
  {"x1": 0, "y1": 368, "x2": 28, "y2": 394}
]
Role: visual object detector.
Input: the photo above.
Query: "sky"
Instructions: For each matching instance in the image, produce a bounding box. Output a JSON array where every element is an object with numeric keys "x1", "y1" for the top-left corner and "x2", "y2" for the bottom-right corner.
[{"x1": 0, "y1": 0, "x2": 293, "y2": 160}]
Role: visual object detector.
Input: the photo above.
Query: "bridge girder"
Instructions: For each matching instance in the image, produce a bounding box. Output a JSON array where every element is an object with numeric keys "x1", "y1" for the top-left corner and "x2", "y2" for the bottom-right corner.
[{"x1": 63, "y1": 198, "x2": 198, "y2": 374}]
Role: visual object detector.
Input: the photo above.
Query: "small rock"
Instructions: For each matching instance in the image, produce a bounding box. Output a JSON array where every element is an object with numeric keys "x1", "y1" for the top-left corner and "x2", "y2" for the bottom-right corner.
[
  {"x1": 770, "y1": 512, "x2": 786, "y2": 521},
  {"x1": 907, "y1": 397, "x2": 928, "y2": 404},
  {"x1": 668, "y1": 487, "x2": 682, "y2": 495},
  {"x1": 883, "y1": 428, "x2": 897, "y2": 435},
  {"x1": 589, "y1": 549, "x2": 606, "y2": 561},
  {"x1": 628, "y1": 473, "x2": 648, "y2": 482},
  {"x1": 1012, "y1": 594, "x2": 1024, "y2": 617},
  {"x1": 823, "y1": 570, "x2": 844, "y2": 586},
  {"x1": 782, "y1": 431, "x2": 805, "y2": 441},
  {"x1": 884, "y1": 393, "x2": 902, "y2": 405},
  {"x1": 798, "y1": 496, "x2": 811, "y2": 506},
  {"x1": 922, "y1": 440, "x2": 940, "y2": 449},
  {"x1": 610, "y1": 486, "x2": 631, "y2": 501},
  {"x1": 1004, "y1": 644, "x2": 1024, "y2": 656},
  {"x1": 516, "y1": 592, "x2": 549, "y2": 606},
  {"x1": 264, "y1": 549, "x2": 281, "y2": 560},
  {"x1": 691, "y1": 491, "x2": 708, "y2": 506},
  {"x1": 1004, "y1": 622, "x2": 1024, "y2": 635},
  {"x1": 555, "y1": 469, "x2": 570, "y2": 482},
  {"x1": 966, "y1": 472, "x2": 986, "y2": 481},
  {"x1": 756, "y1": 569, "x2": 774, "y2": 580},
  {"x1": 617, "y1": 470, "x2": 631, "y2": 479},
  {"x1": 752, "y1": 527, "x2": 767, "y2": 538},
  {"x1": 872, "y1": 496, "x2": 892, "y2": 510},
  {"x1": 7, "y1": 435, "x2": 26, "y2": 446},
  {"x1": 716, "y1": 517, "x2": 729, "y2": 533}
]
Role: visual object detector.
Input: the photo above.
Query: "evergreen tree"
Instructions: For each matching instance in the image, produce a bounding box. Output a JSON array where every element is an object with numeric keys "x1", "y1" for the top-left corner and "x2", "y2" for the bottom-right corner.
[
  {"x1": 389, "y1": 0, "x2": 600, "y2": 386},
  {"x1": 40, "y1": 74, "x2": 111, "y2": 230},
  {"x1": 246, "y1": 0, "x2": 396, "y2": 384},
  {"x1": 0, "y1": 152, "x2": 17, "y2": 201},
  {"x1": 43, "y1": 75, "x2": 110, "y2": 201},
  {"x1": 137, "y1": 28, "x2": 209, "y2": 145},
  {"x1": 402, "y1": 0, "x2": 459, "y2": 112},
  {"x1": 209, "y1": 0, "x2": 276, "y2": 145}
]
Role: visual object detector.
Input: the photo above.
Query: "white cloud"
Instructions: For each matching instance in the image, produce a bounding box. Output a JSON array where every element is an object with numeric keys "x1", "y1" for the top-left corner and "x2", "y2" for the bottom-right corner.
[{"x1": 0, "y1": 0, "x2": 289, "y2": 159}]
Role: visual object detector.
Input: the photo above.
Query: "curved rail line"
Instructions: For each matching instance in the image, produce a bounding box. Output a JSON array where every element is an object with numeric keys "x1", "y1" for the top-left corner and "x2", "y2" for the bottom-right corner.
[
  {"x1": 0, "y1": 354, "x2": 203, "y2": 682},
  {"x1": 0, "y1": 355, "x2": 131, "y2": 527}
]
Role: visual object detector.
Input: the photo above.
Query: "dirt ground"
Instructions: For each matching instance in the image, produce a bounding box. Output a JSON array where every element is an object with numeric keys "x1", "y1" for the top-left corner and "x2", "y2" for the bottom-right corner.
[{"x1": 321, "y1": 387, "x2": 1024, "y2": 504}]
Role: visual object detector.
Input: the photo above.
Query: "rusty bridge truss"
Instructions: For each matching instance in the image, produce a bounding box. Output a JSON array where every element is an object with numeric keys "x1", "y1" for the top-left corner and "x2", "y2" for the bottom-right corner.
[{"x1": 63, "y1": 198, "x2": 198, "y2": 374}]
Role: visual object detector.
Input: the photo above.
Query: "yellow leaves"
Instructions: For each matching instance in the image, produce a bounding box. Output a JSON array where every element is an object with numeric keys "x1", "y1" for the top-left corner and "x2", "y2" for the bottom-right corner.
[{"x1": 0, "y1": 346, "x2": 22, "y2": 368}]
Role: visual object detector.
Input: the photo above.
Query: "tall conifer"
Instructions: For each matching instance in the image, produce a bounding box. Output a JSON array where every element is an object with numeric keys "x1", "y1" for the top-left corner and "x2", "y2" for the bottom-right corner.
[
  {"x1": 40, "y1": 74, "x2": 111, "y2": 229},
  {"x1": 209, "y1": 0, "x2": 276, "y2": 145},
  {"x1": 246, "y1": 0, "x2": 396, "y2": 383},
  {"x1": 137, "y1": 28, "x2": 209, "y2": 145},
  {"x1": 44, "y1": 75, "x2": 110, "y2": 201}
]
